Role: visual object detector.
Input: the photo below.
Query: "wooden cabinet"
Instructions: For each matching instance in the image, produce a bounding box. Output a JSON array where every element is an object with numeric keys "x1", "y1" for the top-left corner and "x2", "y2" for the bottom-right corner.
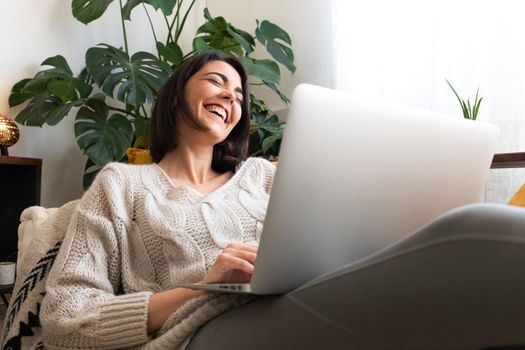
[{"x1": 0, "y1": 156, "x2": 42, "y2": 262}]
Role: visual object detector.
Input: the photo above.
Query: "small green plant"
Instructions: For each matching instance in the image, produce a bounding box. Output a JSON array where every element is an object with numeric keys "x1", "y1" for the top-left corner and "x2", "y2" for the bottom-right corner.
[{"x1": 446, "y1": 79, "x2": 483, "y2": 120}]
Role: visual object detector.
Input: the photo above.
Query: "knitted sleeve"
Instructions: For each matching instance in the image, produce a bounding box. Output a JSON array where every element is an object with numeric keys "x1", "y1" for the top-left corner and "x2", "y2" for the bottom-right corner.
[
  {"x1": 256, "y1": 157, "x2": 276, "y2": 194},
  {"x1": 40, "y1": 164, "x2": 152, "y2": 349}
]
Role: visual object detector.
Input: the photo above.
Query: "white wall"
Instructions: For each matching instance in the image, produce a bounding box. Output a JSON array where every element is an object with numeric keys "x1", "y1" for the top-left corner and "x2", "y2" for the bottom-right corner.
[
  {"x1": 207, "y1": 0, "x2": 333, "y2": 112},
  {"x1": 332, "y1": 0, "x2": 525, "y2": 203},
  {"x1": 0, "y1": 0, "x2": 204, "y2": 207}
]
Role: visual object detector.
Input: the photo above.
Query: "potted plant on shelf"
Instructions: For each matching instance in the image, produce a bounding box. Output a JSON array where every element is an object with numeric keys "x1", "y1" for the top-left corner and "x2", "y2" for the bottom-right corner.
[{"x1": 9, "y1": 0, "x2": 295, "y2": 188}]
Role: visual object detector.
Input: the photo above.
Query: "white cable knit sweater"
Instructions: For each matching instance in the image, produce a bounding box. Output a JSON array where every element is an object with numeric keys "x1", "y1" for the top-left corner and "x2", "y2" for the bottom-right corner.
[{"x1": 40, "y1": 157, "x2": 275, "y2": 349}]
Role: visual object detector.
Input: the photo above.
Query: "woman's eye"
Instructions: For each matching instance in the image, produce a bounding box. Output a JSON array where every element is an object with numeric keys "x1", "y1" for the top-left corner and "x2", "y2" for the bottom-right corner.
[
  {"x1": 236, "y1": 97, "x2": 243, "y2": 104},
  {"x1": 208, "y1": 78, "x2": 222, "y2": 86}
]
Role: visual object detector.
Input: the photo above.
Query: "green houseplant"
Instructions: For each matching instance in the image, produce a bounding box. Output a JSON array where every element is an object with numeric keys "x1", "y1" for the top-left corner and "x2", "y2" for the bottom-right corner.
[
  {"x1": 446, "y1": 79, "x2": 483, "y2": 120},
  {"x1": 9, "y1": 0, "x2": 295, "y2": 187}
]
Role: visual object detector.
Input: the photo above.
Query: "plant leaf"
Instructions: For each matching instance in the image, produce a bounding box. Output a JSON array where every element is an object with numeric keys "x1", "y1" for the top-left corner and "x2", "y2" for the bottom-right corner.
[
  {"x1": 14, "y1": 93, "x2": 61, "y2": 127},
  {"x1": 86, "y1": 44, "x2": 172, "y2": 106},
  {"x1": 240, "y1": 57, "x2": 280, "y2": 84},
  {"x1": 256, "y1": 20, "x2": 296, "y2": 73},
  {"x1": 9, "y1": 79, "x2": 34, "y2": 107},
  {"x1": 145, "y1": 0, "x2": 177, "y2": 15},
  {"x1": 194, "y1": 8, "x2": 245, "y2": 56},
  {"x1": 10, "y1": 55, "x2": 93, "y2": 126},
  {"x1": 122, "y1": 0, "x2": 177, "y2": 20},
  {"x1": 47, "y1": 100, "x2": 85, "y2": 126},
  {"x1": 75, "y1": 97, "x2": 134, "y2": 165},
  {"x1": 121, "y1": 0, "x2": 142, "y2": 20},
  {"x1": 39, "y1": 55, "x2": 93, "y2": 99},
  {"x1": 473, "y1": 96, "x2": 483, "y2": 121},
  {"x1": 133, "y1": 114, "x2": 150, "y2": 140},
  {"x1": 72, "y1": 0, "x2": 114, "y2": 24},
  {"x1": 226, "y1": 25, "x2": 255, "y2": 53},
  {"x1": 41, "y1": 56, "x2": 73, "y2": 75},
  {"x1": 156, "y1": 41, "x2": 183, "y2": 67},
  {"x1": 261, "y1": 130, "x2": 283, "y2": 154},
  {"x1": 83, "y1": 158, "x2": 103, "y2": 190},
  {"x1": 262, "y1": 81, "x2": 290, "y2": 104},
  {"x1": 192, "y1": 37, "x2": 212, "y2": 53},
  {"x1": 47, "y1": 80, "x2": 77, "y2": 102}
]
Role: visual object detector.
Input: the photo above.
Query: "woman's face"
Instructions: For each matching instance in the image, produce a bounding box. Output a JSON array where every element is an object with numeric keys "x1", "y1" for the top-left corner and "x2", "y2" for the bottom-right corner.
[{"x1": 183, "y1": 60, "x2": 244, "y2": 144}]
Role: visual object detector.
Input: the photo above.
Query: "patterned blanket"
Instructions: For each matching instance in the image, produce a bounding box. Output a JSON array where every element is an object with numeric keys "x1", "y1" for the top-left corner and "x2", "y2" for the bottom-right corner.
[{"x1": 1, "y1": 200, "x2": 79, "y2": 350}]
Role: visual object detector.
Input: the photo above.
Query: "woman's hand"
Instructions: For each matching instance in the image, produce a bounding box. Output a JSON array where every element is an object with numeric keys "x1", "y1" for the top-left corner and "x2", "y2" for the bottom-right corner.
[
  {"x1": 199, "y1": 243, "x2": 258, "y2": 284},
  {"x1": 148, "y1": 243, "x2": 257, "y2": 333}
]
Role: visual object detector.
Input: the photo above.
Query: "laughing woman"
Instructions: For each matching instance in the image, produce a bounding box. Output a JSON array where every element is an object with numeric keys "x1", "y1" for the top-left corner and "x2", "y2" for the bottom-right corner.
[{"x1": 40, "y1": 51, "x2": 275, "y2": 349}]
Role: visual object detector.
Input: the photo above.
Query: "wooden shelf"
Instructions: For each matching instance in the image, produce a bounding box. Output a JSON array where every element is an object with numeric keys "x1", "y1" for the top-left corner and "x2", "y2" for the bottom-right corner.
[
  {"x1": 0, "y1": 155, "x2": 42, "y2": 166},
  {"x1": 491, "y1": 152, "x2": 525, "y2": 169},
  {"x1": 0, "y1": 156, "x2": 42, "y2": 262}
]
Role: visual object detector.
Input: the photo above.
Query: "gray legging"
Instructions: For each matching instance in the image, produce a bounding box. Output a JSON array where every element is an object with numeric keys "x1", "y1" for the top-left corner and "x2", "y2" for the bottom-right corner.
[{"x1": 187, "y1": 204, "x2": 525, "y2": 350}]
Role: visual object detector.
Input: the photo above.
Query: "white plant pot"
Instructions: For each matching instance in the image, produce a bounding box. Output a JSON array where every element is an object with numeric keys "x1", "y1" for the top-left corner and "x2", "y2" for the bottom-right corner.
[{"x1": 0, "y1": 262, "x2": 16, "y2": 285}]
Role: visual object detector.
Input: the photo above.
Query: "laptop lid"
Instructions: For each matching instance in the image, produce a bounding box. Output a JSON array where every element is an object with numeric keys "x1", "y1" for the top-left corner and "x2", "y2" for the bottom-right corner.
[{"x1": 250, "y1": 83, "x2": 499, "y2": 295}]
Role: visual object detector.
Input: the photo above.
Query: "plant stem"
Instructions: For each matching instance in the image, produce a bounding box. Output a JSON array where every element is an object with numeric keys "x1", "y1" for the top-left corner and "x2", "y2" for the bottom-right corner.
[
  {"x1": 164, "y1": 16, "x2": 174, "y2": 43},
  {"x1": 140, "y1": 105, "x2": 149, "y2": 119},
  {"x1": 183, "y1": 50, "x2": 197, "y2": 59},
  {"x1": 175, "y1": 0, "x2": 197, "y2": 43},
  {"x1": 142, "y1": 3, "x2": 159, "y2": 56},
  {"x1": 118, "y1": 0, "x2": 129, "y2": 55},
  {"x1": 135, "y1": 106, "x2": 142, "y2": 120},
  {"x1": 171, "y1": 0, "x2": 184, "y2": 44}
]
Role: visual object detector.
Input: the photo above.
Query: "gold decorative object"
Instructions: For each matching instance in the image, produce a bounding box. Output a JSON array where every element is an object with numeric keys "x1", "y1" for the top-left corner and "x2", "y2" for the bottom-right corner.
[{"x1": 0, "y1": 113, "x2": 20, "y2": 156}]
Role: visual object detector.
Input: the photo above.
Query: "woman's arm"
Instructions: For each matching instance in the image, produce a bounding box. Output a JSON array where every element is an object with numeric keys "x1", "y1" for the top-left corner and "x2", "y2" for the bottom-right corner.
[
  {"x1": 41, "y1": 166, "x2": 151, "y2": 349},
  {"x1": 147, "y1": 288, "x2": 206, "y2": 332},
  {"x1": 147, "y1": 242, "x2": 257, "y2": 332}
]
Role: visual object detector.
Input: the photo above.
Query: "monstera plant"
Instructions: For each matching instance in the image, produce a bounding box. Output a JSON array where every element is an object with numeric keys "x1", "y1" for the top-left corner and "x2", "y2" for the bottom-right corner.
[{"x1": 9, "y1": 0, "x2": 295, "y2": 188}]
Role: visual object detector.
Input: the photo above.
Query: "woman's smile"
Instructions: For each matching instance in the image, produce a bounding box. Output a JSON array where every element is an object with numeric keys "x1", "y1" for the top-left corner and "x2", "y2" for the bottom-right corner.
[{"x1": 204, "y1": 103, "x2": 228, "y2": 123}]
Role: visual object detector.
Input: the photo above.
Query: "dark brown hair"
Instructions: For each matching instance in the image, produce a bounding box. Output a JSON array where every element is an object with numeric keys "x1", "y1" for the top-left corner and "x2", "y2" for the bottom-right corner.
[{"x1": 149, "y1": 51, "x2": 250, "y2": 173}]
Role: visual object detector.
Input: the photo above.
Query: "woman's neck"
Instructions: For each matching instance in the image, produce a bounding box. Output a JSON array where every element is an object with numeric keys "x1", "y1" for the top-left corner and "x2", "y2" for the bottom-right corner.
[{"x1": 158, "y1": 143, "x2": 218, "y2": 186}]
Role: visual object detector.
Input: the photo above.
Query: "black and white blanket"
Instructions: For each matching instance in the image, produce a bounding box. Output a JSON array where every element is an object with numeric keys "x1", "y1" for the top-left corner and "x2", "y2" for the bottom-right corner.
[{"x1": 1, "y1": 200, "x2": 79, "y2": 350}]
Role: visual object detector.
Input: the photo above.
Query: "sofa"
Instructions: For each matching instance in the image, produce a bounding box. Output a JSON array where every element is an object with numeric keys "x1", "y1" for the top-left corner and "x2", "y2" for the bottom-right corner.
[{"x1": 2, "y1": 159, "x2": 525, "y2": 348}]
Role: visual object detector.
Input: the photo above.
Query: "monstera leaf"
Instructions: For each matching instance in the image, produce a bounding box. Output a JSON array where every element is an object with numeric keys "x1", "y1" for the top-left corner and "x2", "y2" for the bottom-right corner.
[
  {"x1": 75, "y1": 95, "x2": 134, "y2": 166},
  {"x1": 256, "y1": 20, "x2": 296, "y2": 73},
  {"x1": 240, "y1": 57, "x2": 280, "y2": 84},
  {"x1": 193, "y1": 8, "x2": 254, "y2": 56},
  {"x1": 86, "y1": 44, "x2": 172, "y2": 106},
  {"x1": 248, "y1": 95, "x2": 283, "y2": 156},
  {"x1": 156, "y1": 41, "x2": 183, "y2": 67},
  {"x1": 83, "y1": 158, "x2": 104, "y2": 190},
  {"x1": 262, "y1": 81, "x2": 290, "y2": 104},
  {"x1": 9, "y1": 55, "x2": 92, "y2": 126},
  {"x1": 122, "y1": 0, "x2": 178, "y2": 19},
  {"x1": 72, "y1": 0, "x2": 114, "y2": 24}
]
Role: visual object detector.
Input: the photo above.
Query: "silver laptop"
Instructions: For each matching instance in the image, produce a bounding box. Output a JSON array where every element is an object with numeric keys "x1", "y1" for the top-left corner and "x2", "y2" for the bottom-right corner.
[{"x1": 183, "y1": 83, "x2": 500, "y2": 295}]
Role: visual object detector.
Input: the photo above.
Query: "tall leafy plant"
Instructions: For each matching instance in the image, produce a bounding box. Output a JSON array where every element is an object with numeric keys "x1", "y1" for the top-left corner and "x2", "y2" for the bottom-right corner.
[{"x1": 9, "y1": 0, "x2": 295, "y2": 187}]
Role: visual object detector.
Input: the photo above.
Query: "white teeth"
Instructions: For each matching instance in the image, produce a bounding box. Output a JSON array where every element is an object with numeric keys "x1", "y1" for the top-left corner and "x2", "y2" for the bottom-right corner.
[{"x1": 205, "y1": 105, "x2": 227, "y2": 122}]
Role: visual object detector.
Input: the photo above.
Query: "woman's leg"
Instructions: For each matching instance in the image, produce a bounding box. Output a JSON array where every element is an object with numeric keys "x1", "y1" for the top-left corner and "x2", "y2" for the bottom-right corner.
[{"x1": 188, "y1": 204, "x2": 525, "y2": 350}]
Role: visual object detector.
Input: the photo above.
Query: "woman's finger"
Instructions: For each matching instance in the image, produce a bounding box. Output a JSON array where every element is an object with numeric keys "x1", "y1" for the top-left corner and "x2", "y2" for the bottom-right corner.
[
  {"x1": 222, "y1": 248, "x2": 257, "y2": 264},
  {"x1": 216, "y1": 253, "x2": 255, "y2": 274},
  {"x1": 224, "y1": 242, "x2": 258, "y2": 253}
]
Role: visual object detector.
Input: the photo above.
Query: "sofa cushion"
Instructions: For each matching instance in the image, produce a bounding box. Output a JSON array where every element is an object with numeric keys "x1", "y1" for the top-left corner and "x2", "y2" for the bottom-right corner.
[{"x1": 509, "y1": 183, "x2": 525, "y2": 208}]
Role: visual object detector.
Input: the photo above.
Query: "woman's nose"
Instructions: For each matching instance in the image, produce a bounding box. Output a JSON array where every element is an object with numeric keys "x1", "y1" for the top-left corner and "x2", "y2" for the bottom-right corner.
[{"x1": 221, "y1": 87, "x2": 236, "y2": 102}]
